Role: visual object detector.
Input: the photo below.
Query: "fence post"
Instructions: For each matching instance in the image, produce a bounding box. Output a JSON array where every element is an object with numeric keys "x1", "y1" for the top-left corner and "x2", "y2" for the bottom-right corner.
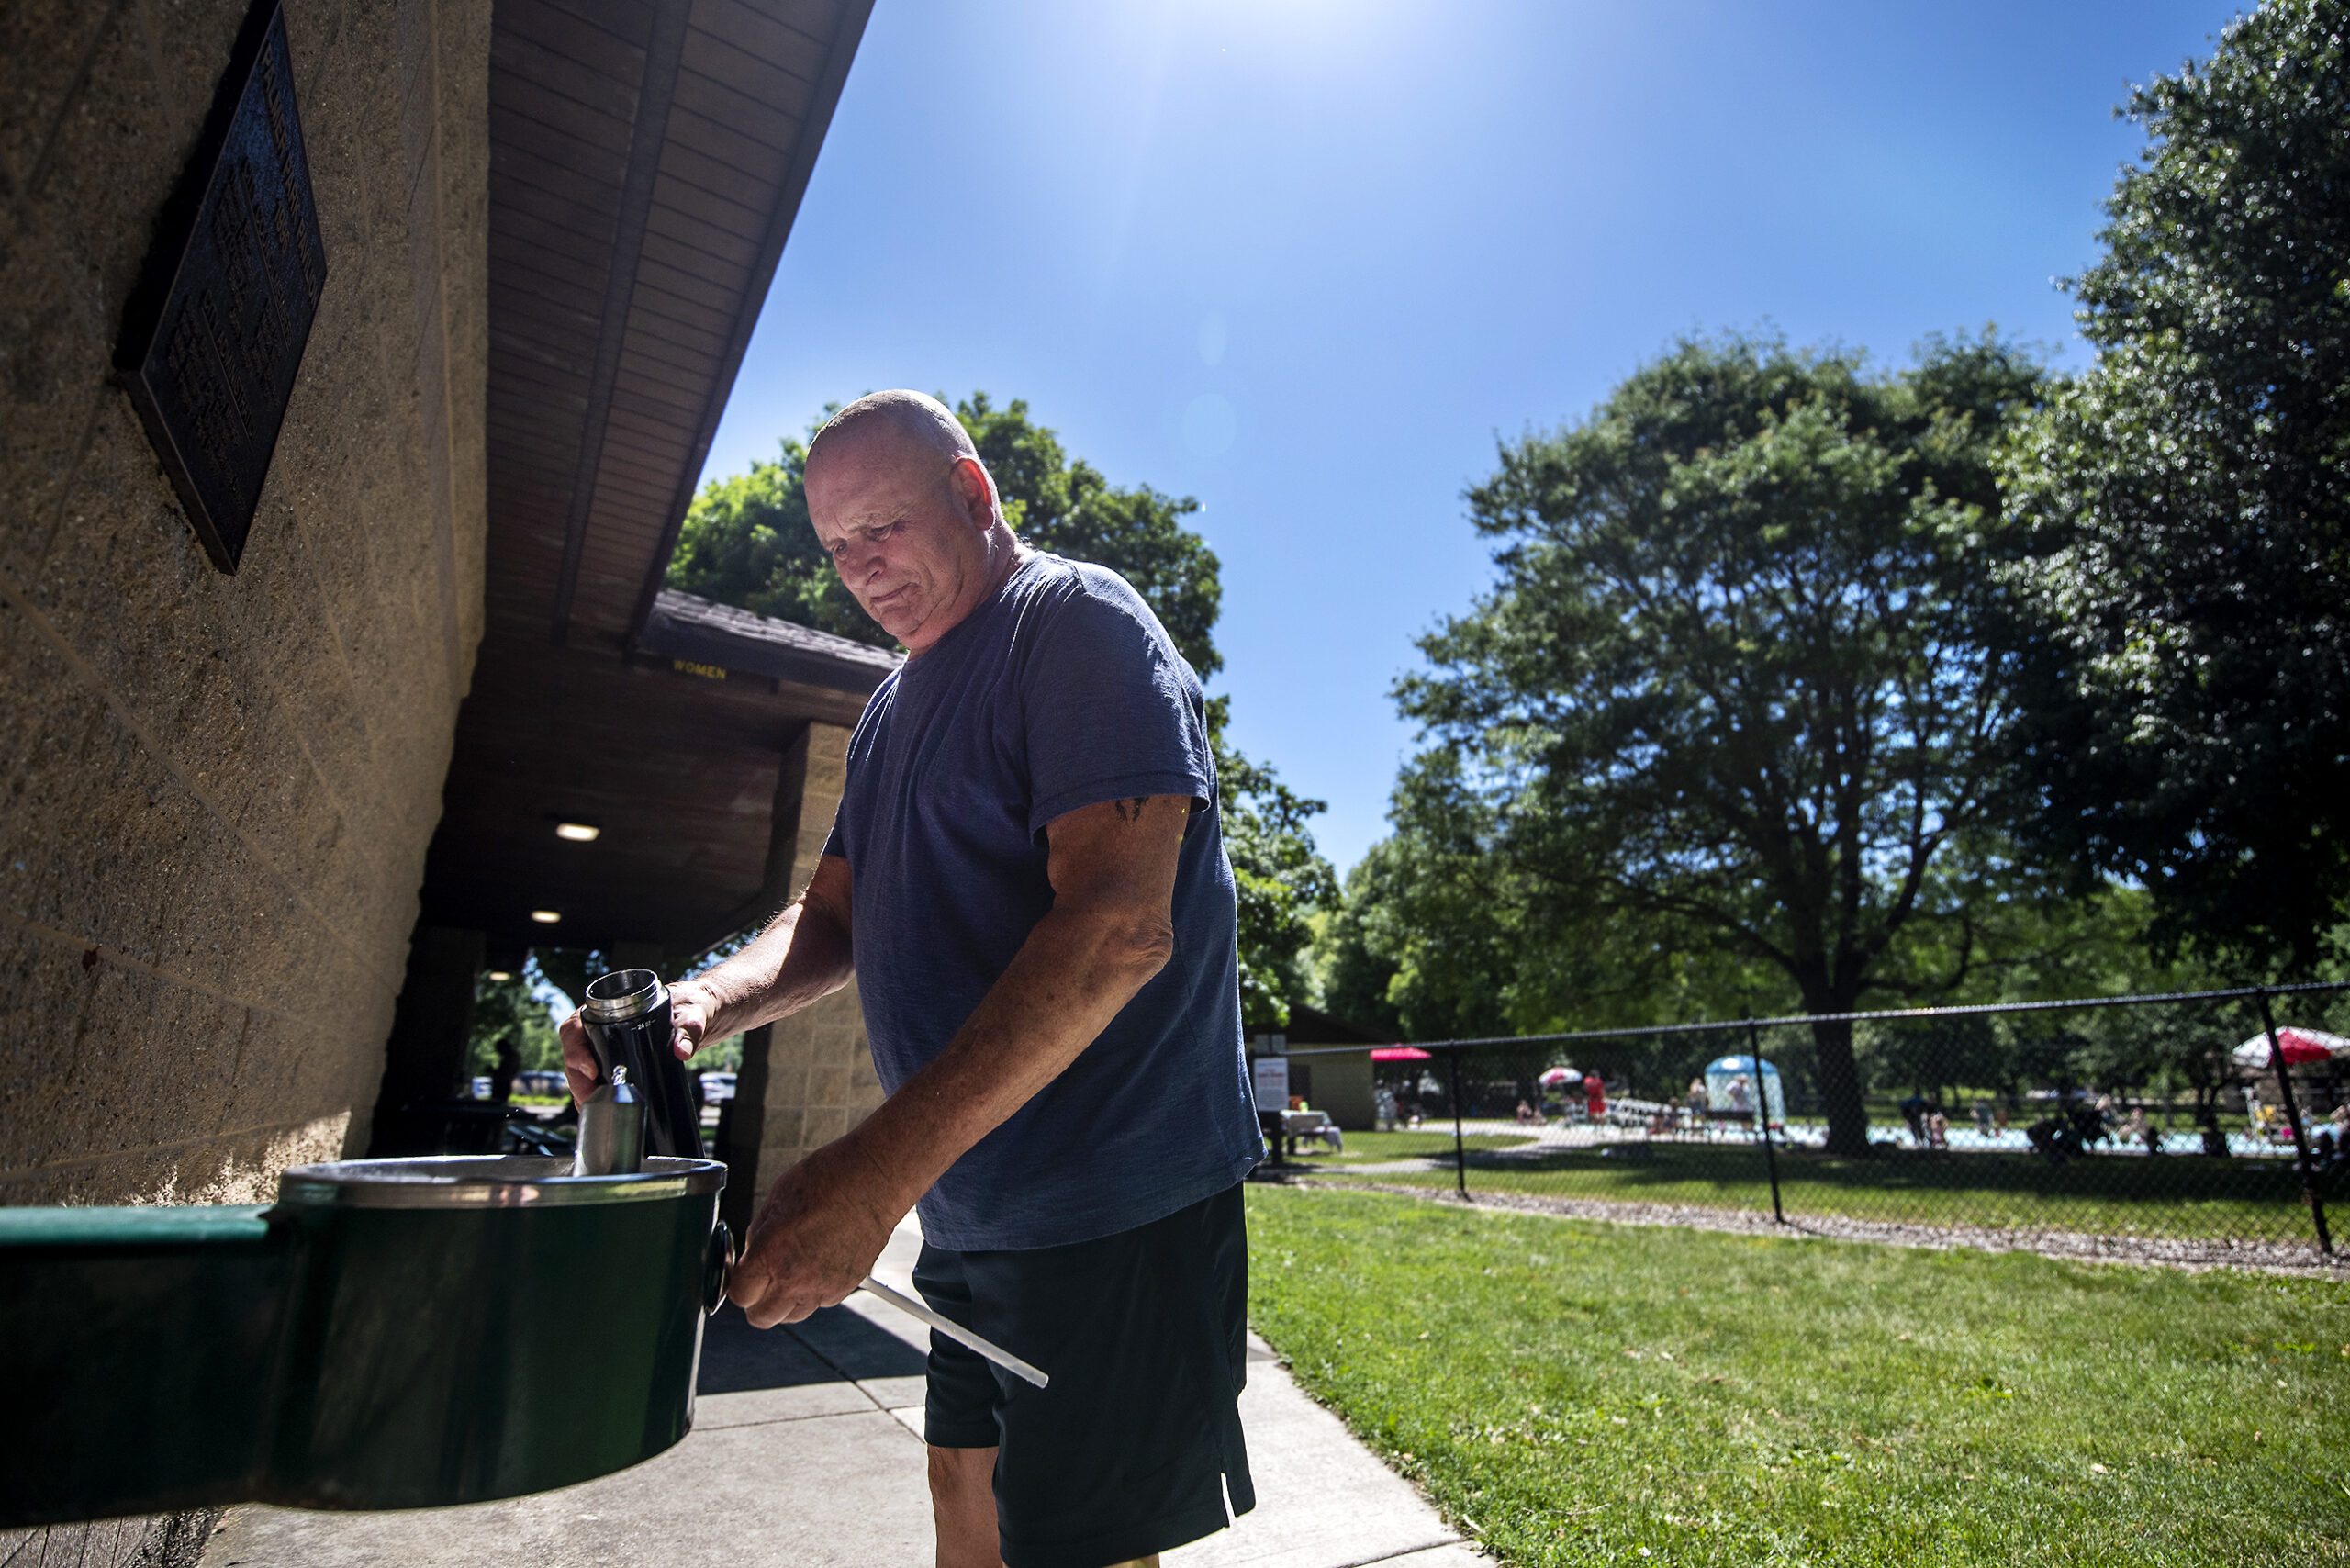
[
  {"x1": 1748, "y1": 1020, "x2": 1785, "y2": 1226},
  {"x1": 2255, "y1": 987, "x2": 2333, "y2": 1257},
  {"x1": 1448, "y1": 1047, "x2": 1470, "y2": 1201}
]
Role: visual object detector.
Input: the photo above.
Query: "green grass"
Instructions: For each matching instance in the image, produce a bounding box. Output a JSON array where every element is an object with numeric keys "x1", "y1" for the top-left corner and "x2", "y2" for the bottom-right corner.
[
  {"x1": 1246, "y1": 1185, "x2": 2350, "y2": 1567},
  {"x1": 1285, "y1": 1137, "x2": 2325, "y2": 1244}
]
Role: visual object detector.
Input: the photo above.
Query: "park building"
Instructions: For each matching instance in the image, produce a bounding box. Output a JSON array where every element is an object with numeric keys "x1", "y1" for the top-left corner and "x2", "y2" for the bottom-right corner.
[{"x1": 1, "y1": 0, "x2": 884, "y2": 1321}]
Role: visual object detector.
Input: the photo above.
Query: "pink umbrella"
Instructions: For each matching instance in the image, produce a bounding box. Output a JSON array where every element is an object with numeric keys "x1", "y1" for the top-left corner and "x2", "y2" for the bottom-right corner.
[
  {"x1": 1539, "y1": 1066, "x2": 1582, "y2": 1086},
  {"x1": 1371, "y1": 1047, "x2": 1431, "y2": 1061}
]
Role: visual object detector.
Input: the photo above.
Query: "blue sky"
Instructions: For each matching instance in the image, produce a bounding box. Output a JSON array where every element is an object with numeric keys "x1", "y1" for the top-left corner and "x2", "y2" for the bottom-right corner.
[{"x1": 700, "y1": 0, "x2": 2234, "y2": 876}]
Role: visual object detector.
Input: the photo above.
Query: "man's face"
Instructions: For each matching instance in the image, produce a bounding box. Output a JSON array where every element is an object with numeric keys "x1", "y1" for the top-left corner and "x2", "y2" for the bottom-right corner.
[{"x1": 806, "y1": 438, "x2": 994, "y2": 655}]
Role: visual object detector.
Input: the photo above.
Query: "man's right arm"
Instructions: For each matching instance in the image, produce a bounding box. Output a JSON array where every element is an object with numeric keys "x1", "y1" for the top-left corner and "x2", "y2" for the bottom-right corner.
[{"x1": 560, "y1": 856, "x2": 856, "y2": 1103}]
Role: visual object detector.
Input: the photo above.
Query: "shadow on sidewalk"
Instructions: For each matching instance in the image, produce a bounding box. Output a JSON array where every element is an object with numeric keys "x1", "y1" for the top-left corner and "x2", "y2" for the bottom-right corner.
[{"x1": 699, "y1": 1302, "x2": 928, "y2": 1394}]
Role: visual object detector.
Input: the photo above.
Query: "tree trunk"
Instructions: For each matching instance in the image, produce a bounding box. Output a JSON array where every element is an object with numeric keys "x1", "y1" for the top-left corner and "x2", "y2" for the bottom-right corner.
[{"x1": 1810, "y1": 1014, "x2": 1873, "y2": 1156}]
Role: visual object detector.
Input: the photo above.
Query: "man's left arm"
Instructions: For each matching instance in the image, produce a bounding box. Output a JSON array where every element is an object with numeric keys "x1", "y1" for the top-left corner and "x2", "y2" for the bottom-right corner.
[{"x1": 727, "y1": 792, "x2": 1192, "y2": 1327}]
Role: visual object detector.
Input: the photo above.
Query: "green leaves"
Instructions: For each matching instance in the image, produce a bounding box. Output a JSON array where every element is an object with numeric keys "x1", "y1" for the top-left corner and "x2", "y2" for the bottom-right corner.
[
  {"x1": 668, "y1": 432, "x2": 885, "y2": 645},
  {"x1": 955, "y1": 392, "x2": 1226, "y2": 679},
  {"x1": 1218, "y1": 730, "x2": 1340, "y2": 1029},
  {"x1": 1997, "y1": 0, "x2": 2350, "y2": 970},
  {"x1": 1359, "y1": 333, "x2": 2047, "y2": 1149}
]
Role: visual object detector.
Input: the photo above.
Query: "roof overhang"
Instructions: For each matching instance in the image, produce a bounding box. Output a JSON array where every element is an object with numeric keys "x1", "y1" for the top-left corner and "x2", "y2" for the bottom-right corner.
[
  {"x1": 640, "y1": 588, "x2": 898, "y2": 693},
  {"x1": 418, "y1": 0, "x2": 882, "y2": 954}
]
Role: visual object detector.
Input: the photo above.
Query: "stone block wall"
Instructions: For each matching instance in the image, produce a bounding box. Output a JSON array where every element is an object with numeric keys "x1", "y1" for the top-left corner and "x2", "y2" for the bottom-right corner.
[
  {"x1": 0, "y1": 0, "x2": 490, "y2": 1207},
  {"x1": 755, "y1": 984, "x2": 884, "y2": 1173},
  {"x1": 728, "y1": 722, "x2": 889, "y2": 1219}
]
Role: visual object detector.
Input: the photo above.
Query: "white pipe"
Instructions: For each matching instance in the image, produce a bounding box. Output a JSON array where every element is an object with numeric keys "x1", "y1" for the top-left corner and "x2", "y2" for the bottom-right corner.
[{"x1": 857, "y1": 1276, "x2": 1050, "y2": 1389}]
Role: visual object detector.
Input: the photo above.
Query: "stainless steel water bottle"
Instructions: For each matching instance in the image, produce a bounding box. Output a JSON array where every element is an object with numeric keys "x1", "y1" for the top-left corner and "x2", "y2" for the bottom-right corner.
[
  {"x1": 580, "y1": 969, "x2": 705, "y2": 1160},
  {"x1": 573, "y1": 1065, "x2": 645, "y2": 1175}
]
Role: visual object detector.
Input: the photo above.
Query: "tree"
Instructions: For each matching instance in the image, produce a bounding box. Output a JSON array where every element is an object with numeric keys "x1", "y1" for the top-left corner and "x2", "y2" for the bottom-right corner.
[
  {"x1": 1217, "y1": 735, "x2": 1339, "y2": 1028},
  {"x1": 1311, "y1": 847, "x2": 1413, "y2": 1041},
  {"x1": 1393, "y1": 333, "x2": 2047, "y2": 1154},
  {"x1": 668, "y1": 393, "x2": 1334, "y2": 1021},
  {"x1": 1319, "y1": 745, "x2": 1817, "y2": 1047},
  {"x1": 1309, "y1": 759, "x2": 1523, "y2": 1044},
  {"x1": 957, "y1": 394, "x2": 1223, "y2": 679},
  {"x1": 467, "y1": 959, "x2": 565, "y2": 1080},
  {"x1": 1998, "y1": 0, "x2": 2350, "y2": 971},
  {"x1": 666, "y1": 434, "x2": 870, "y2": 643}
]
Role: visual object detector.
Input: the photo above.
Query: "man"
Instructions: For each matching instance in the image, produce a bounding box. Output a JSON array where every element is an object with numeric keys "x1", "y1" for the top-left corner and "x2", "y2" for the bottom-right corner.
[
  {"x1": 562, "y1": 391, "x2": 1264, "y2": 1568},
  {"x1": 489, "y1": 1034, "x2": 520, "y2": 1104}
]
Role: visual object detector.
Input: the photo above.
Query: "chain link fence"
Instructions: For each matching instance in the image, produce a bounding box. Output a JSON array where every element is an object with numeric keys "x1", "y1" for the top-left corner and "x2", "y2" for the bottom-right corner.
[{"x1": 1268, "y1": 982, "x2": 2350, "y2": 1263}]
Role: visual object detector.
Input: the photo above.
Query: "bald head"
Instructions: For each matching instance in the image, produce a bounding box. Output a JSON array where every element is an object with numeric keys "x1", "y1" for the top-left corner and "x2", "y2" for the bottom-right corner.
[
  {"x1": 808, "y1": 390, "x2": 979, "y2": 473},
  {"x1": 803, "y1": 390, "x2": 1024, "y2": 655}
]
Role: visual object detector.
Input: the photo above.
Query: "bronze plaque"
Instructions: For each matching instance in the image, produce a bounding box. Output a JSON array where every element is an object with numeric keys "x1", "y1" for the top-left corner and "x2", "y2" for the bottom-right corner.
[{"x1": 118, "y1": 2, "x2": 326, "y2": 574}]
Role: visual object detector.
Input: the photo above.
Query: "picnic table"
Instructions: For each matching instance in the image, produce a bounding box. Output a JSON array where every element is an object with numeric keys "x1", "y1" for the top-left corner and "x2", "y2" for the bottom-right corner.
[{"x1": 1280, "y1": 1110, "x2": 1343, "y2": 1155}]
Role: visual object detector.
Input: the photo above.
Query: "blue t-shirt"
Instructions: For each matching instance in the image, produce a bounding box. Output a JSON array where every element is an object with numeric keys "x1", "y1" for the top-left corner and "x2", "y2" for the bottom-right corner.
[{"x1": 822, "y1": 553, "x2": 1263, "y2": 1249}]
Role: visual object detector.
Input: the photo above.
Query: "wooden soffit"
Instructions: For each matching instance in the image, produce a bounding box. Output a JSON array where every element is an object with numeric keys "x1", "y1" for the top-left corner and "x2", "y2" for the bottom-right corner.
[
  {"x1": 487, "y1": 0, "x2": 876, "y2": 653},
  {"x1": 419, "y1": 0, "x2": 883, "y2": 953}
]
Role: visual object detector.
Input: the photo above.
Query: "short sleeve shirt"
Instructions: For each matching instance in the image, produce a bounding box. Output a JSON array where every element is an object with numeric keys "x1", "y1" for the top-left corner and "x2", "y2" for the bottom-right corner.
[{"x1": 822, "y1": 554, "x2": 1263, "y2": 1249}]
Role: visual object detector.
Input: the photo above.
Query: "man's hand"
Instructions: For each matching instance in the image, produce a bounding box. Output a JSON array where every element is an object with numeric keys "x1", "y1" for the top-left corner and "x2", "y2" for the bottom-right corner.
[
  {"x1": 560, "y1": 859, "x2": 856, "y2": 1108},
  {"x1": 559, "y1": 1012, "x2": 599, "y2": 1104},
  {"x1": 727, "y1": 1134, "x2": 904, "y2": 1327},
  {"x1": 559, "y1": 979, "x2": 722, "y2": 1105}
]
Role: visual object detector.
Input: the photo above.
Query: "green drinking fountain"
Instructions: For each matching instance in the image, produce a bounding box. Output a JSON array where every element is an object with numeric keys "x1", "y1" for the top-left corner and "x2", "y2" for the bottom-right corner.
[
  {"x1": 2, "y1": 1154, "x2": 731, "y2": 1527},
  {"x1": 4, "y1": 970, "x2": 729, "y2": 1528}
]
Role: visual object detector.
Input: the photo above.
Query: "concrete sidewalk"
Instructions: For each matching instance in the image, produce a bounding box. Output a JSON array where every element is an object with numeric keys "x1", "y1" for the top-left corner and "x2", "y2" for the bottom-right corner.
[{"x1": 204, "y1": 1216, "x2": 1479, "y2": 1568}]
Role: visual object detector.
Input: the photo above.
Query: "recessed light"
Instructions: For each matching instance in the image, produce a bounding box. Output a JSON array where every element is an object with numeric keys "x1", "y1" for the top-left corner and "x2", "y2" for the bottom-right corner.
[
  {"x1": 554, "y1": 822, "x2": 600, "y2": 843},
  {"x1": 485, "y1": 969, "x2": 514, "y2": 981},
  {"x1": 530, "y1": 910, "x2": 562, "y2": 924}
]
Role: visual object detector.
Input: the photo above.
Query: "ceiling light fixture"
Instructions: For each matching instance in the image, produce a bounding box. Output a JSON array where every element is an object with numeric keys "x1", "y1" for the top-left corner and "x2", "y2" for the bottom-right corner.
[
  {"x1": 530, "y1": 910, "x2": 562, "y2": 924},
  {"x1": 554, "y1": 822, "x2": 600, "y2": 843}
]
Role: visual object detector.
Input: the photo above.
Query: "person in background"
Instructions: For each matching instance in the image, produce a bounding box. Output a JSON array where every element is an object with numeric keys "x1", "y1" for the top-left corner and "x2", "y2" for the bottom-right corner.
[
  {"x1": 1584, "y1": 1073, "x2": 1607, "y2": 1122},
  {"x1": 489, "y1": 1034, "x2": 520, "y2": 1104}
]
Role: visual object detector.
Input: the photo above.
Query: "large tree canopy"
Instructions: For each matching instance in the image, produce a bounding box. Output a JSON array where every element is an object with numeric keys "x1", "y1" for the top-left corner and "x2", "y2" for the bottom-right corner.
[
  {"x1": 1998, "y1": 0, "x2": 2350, "y2": 971},
  {"x1": 1384, "y1": 333, "x2": 2046, "y2": 1154},
  {"x1": 667, "y1": 393, "x2": 1329, "y2": 1025}
]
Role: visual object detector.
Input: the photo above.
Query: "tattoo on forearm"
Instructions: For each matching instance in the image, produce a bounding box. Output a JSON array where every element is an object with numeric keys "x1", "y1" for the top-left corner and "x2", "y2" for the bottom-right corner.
[{"x1": 1115, "y1": 797, "x2": 1148, "y2": 823}]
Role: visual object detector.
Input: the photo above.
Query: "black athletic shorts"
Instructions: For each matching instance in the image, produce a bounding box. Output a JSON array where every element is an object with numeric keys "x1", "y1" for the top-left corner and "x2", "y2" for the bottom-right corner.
[{"x1": 912, "y1": 1182, "x2": 1256, "y2": 1568}]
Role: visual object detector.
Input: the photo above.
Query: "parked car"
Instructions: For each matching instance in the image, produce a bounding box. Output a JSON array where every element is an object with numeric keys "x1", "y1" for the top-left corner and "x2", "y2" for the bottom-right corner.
[{"x1": 700, "y1": 1071, "x2": 736, "y2": 1103}]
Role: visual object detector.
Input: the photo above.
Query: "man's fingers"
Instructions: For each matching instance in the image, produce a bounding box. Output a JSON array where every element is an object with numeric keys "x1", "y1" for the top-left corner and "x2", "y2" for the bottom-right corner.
[
  {"x1": 669, "y1": 982, "x2": 709, "y2": 1061},
  {"x1": 743, "y1": 1292, "x2": 809, "y2": 1330},
  {"x1": 731, "y1": 1270, "x2": 817, "y2": 1331},
  {"x1": 559, "y1": 1011, "x2": 599, "y2": 1103}
]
